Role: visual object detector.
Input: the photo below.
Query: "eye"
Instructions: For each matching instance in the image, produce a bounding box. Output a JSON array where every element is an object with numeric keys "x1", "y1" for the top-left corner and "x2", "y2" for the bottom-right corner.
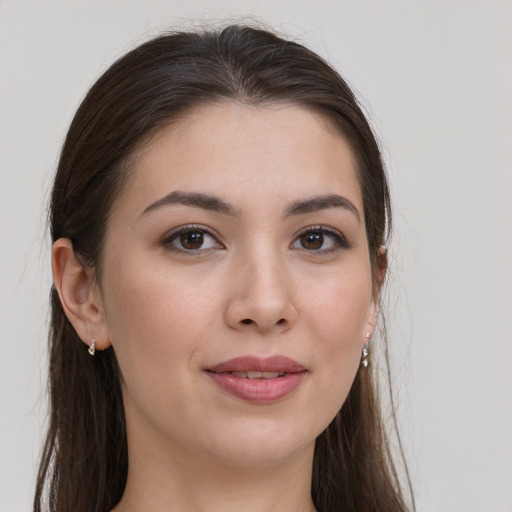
[
  {"x1": 163, "y1": 226, "x2": 222, "y2": 253},
  {"x1": 291, "y1": 226, "x2": 348, "y2": 252}
]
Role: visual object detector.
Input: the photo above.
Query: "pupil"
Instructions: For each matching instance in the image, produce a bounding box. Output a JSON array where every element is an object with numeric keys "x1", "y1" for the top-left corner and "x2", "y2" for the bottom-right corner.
[
  {"x1": 301, "y1": 233, "x2": 323, "y2": 250},
  {"x1": 181, "y1": 231, "x2": 203, "y2": 249}
]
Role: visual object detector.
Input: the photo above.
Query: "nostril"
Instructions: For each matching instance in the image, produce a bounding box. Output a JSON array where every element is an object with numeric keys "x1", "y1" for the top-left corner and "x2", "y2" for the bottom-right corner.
[
  {"x1": 241, "y1": 319, "x2": 253, "y2": 325},
  {"x1": 276, "y1": 318, "x2": 286, "y2": 325}
]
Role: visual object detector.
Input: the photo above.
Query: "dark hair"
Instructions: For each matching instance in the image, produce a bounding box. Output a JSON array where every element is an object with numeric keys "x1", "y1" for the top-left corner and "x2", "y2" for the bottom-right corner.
[{"x1": 35, "y1": 24, "x2": 412, "y2": 512}]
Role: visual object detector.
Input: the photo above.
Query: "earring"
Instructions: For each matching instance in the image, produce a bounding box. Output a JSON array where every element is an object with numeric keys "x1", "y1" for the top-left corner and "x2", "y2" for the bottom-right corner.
[
  {"x1": 88, "y1": 338, "x2": 96, "y2": 356},
  {"x1": 361, "y1": 331, "x2": 371, "y2": 367}
]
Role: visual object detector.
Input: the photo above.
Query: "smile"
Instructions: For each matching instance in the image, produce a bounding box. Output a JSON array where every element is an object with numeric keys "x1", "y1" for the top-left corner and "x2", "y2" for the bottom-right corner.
[{"x1": 205, "y1": 355, "x2": 307, "y2": 403}]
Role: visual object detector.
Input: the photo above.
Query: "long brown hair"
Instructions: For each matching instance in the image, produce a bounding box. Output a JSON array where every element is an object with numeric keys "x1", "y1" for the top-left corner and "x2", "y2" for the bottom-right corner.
[{"x1": 35, "y1": 24, "x2": 413, "y2": 512}]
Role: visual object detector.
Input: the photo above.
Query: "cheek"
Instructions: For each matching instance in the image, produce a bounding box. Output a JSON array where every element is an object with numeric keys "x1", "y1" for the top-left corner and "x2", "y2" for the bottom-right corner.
[
  {"x1": 100, "y1": 257, "x2": 220, "y2": 381},
  {"x1": 99, "y1": 261, "x2": 227, "y2": 442},
  {"x1": 301, "y1": 267, "x2": 372, "y2": 345},
  {"x1": 300, "y1": 267, "x2": 372, "y2": 405}
]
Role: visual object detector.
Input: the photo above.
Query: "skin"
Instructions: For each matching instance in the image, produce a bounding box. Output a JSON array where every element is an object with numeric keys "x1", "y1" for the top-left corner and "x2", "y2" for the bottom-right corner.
[{"x1": 53, "y1": 102, "x2": 380, "y2": 512}]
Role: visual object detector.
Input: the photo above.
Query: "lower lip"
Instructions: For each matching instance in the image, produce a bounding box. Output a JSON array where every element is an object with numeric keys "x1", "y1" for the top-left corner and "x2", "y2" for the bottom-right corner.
[{"x1": 206, "y1": 371, "x2": 306, "y2": 403}]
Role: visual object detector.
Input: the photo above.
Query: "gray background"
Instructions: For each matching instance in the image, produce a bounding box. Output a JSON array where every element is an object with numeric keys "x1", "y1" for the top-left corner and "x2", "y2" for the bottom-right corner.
[{"x1": 1, "y1": 1, "x2": 511, "y2": 511}]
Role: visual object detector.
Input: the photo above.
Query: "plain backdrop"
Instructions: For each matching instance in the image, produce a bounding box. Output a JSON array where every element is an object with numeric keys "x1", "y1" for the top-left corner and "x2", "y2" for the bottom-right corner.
[{"x1": 0, "y1": 1, "x2": 511, "y2": 511}]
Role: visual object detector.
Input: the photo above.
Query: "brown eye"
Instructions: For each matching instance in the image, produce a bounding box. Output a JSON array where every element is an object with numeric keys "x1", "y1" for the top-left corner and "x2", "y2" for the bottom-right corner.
[
  {"x1": 291, "y1": 227, "x2": 348, "y2": 253},
  {"x1": 164, "y1": 227, "x2": 221, "y2": 253},
  {"x1": 300, "y1": 233, "x2": 323, "y2": 250},
  {"x1": 180, "y1": 231, "x2": 204, "y2": 250}
]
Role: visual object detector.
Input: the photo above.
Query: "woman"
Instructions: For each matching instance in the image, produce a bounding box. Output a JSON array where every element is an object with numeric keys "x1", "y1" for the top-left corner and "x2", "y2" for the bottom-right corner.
[{"x1": 35, "y1": 24, "x2": 412, "y2": 512}]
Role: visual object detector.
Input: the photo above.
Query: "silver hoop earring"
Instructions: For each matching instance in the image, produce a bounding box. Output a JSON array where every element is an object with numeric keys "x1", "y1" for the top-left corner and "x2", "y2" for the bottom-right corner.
[{"x1": 88, "y1": 338, "x2": 96, "y2": 356}]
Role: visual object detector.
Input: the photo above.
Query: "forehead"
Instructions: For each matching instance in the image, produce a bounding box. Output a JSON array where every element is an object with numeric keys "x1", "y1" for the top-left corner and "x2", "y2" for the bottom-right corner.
[{"x1": 115, "y1": 101, "x2": 362, "y2": 218}]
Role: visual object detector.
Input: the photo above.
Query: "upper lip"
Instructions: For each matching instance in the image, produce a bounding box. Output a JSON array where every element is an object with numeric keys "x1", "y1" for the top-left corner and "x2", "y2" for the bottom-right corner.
[{"x1": 207, "y1": 355, "x2": 306, "y2": 374}]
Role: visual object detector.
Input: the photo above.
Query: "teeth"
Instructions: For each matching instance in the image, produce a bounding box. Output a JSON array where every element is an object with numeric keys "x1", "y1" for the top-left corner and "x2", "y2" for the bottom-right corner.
[
  {"x1": 230, "y1": 371, "x2": 285, "y2": 379},
  {"x1": 231, "y1": 371, "x2": 249, "y2": 378}
]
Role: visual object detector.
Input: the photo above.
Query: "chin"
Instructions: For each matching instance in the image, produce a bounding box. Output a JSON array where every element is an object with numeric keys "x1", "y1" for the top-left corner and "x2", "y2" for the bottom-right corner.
[
  {"x1": 211, "y1": 439, "x2": 313, "y2": 468},
  {"x1": 195, "y1": 417, "x2": 321, "y2": 468}
]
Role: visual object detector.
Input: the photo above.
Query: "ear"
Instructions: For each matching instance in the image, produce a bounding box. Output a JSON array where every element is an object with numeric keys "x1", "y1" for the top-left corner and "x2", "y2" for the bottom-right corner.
[
  {"x1": 52, "y1": 238, "x2": 111, "y2": 351},
  {"x1": 366, "y1": 246, "x2": 388, "y2": 338}
]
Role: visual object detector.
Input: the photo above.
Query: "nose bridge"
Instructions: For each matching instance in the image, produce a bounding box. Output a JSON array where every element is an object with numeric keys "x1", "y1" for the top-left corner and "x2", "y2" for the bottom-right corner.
[
  {"x1": 225, "y1": 237, "x2": 297, "y2": 333},
  {"x1": 249, "y1": 246, "x2": 287, "y2": 305}
]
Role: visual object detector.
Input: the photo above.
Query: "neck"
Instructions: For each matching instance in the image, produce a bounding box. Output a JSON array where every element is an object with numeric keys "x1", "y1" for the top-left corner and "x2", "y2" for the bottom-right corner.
[{"x1": 113, "y1": 428, "x2": 317, "y2": 512}]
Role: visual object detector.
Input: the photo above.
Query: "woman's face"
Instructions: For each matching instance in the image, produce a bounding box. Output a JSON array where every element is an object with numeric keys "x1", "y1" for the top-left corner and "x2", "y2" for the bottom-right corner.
[{"x1": 97, "y1": 102, "x2": 378, "y2": 468}]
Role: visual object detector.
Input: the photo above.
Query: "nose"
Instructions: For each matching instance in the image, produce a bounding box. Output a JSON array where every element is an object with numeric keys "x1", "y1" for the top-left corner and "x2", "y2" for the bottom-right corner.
[{"x1": 224, "y1": 250, "x2": 298, "y2": 334}]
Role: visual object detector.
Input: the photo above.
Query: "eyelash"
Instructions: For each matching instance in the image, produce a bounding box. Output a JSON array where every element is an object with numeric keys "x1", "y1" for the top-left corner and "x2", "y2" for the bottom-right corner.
[
  {"x1": 161, "y1": 224, "x2": 349, "y2": 255},
  {"x1": 162, "y1": 224, "x2": 224, "y2": 255},
  {"x1": 291, "y1": 225, "x2": 350, "y2": 253}
]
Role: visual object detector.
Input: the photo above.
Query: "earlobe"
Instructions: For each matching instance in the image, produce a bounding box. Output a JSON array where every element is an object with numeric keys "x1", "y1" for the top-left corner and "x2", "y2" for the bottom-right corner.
[{"x1": 51, "y1": 238, "x2": 111, "y2": 351}]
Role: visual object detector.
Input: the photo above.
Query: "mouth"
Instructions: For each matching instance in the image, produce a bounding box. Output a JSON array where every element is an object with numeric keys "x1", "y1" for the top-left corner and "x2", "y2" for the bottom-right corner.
[
  {"x1": 226, "y1": 371, "x2": 286, "y2": 379},
  {"x1": 205, "y1": 355, "x2": 307, "y2": 403},
  {"x1": 206, "y1": 354, "x2": 306, "y2": 374}
]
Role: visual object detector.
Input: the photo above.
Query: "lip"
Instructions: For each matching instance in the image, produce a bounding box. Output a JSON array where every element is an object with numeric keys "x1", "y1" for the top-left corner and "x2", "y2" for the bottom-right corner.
[
  {"x1": 205, "y1": 355, "x2": 307, "y2": 403},
  {"x1": 208, "y1": 355, "x2": 306, "y2": 374}
]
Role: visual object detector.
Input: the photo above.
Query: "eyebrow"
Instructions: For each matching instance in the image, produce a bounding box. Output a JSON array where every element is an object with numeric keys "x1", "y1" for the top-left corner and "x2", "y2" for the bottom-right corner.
[
  {"x1": 140, "y1": 190, "x2": 360, "y2": 221},
  {"x1": 141, "y1": 190, "x2": 238, "y2": 217},
  {"x1": 284, "y1": 194, "x2": 360, "y2": 221}
]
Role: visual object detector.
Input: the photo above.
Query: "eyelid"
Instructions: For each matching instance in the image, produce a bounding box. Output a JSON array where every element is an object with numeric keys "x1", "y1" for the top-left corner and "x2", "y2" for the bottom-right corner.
[
  {"x1": 161, "y1": 223, "x2": 349, "y2": 255},
  {"x1": 161, "y1": 224, "x2": 225, "y2": 254},
  {"x1": 290, "y1": 224, "x2": 350, "y2": 251}
]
